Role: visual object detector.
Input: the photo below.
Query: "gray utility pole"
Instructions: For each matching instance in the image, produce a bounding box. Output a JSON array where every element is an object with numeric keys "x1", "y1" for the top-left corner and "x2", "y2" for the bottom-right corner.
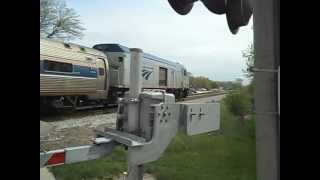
[{"x1": 253, "y1": 0, "x2": 280, "y2": 180}]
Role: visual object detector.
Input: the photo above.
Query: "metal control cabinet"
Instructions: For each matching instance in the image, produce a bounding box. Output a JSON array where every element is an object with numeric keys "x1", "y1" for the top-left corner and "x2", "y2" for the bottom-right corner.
[{"x1": 180, "y1": 103, "x2": 220, "y2": 135}]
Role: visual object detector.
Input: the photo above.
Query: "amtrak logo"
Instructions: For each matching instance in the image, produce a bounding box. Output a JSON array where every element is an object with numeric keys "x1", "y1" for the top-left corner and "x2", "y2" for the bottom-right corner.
[{"x1": 142, "y1": 69, "x2": 153, "y2": 80}]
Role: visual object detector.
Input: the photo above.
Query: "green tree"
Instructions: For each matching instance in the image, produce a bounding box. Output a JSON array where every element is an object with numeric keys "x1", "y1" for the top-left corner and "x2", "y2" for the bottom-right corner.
[
  {"x1": 210, "y1": 81, "x2": 218, "y2": 89},
  {"x1": 216, "y1": 81, "x2": 242, "y2": 90},
  {"x1": 40, "y1": 0, "x2": 85, "y2": 41},
  {"x1": 190, "y1": 76, "x2": 218, "y2": 90},
  {"x1": 242, "y1": 42, "x2": 255, "y2": 109},
  {"x1": 242, "y1": 43, "x2": 255, "y2": 79},
  {"x1": 224, "y1": 89, "x2": 251, "y2": 123}
]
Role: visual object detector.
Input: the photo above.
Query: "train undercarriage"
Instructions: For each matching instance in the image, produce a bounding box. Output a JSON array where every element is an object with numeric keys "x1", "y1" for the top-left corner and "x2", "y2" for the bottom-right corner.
[
  {"x1": 40, "y1": 96, "x2": 107, "y2": 114},
  {"x1": 40, "y1": 88, "x2": 189, "y2": 114}
]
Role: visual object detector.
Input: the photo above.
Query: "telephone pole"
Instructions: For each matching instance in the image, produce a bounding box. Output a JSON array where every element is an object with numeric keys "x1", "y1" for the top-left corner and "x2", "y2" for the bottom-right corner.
[{"x1": 253, "y1": 0, "x2": 280, "y2": 179}]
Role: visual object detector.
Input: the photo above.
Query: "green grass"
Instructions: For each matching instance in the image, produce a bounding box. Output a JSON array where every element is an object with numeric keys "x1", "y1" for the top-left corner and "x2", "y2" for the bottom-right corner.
[
  {"x1": 50, "y1": 103, "x2": 256, "y2": 180},
  {"x1": 146, "y1": 103, "x2": 256, "y2": 180}
]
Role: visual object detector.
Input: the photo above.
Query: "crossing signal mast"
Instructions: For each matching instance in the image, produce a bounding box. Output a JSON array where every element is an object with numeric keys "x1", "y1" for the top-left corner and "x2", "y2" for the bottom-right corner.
[{"x1": 167, "y1": 0, "x2": 253, "y2": 34}]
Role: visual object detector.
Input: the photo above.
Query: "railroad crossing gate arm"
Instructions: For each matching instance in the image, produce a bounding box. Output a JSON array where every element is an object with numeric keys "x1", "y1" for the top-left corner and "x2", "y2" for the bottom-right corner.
[{"x1": 40, "y1": 138, "x2": 115, "y2": 167}]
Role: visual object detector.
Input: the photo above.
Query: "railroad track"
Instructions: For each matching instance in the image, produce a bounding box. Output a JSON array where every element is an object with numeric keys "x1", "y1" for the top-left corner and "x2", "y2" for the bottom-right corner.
[{"x1": 179, "y1": 91, "x2": 227, "y2": 101}]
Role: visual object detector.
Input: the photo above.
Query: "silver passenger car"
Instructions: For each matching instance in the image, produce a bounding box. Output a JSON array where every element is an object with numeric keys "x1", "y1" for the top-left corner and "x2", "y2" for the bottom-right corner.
[{"x1": 40, "y1": 38, "x2": 109, "y2": 109}]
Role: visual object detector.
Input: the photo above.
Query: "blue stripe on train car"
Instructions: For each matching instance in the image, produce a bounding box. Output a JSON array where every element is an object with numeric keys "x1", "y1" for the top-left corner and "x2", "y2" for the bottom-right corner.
[
  {"x1": 39, "y1": 60, "x2": 98, "y2": 78},
  {"x1": 73, "y1": 65, "x2": 98, "y2": 78}
]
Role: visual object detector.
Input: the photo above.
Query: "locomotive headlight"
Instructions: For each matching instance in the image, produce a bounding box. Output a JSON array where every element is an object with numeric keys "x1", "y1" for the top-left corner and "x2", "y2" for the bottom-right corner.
[
  {"x1": 226, "y1": 0, "x2": 252, "y2": 34},
  {"x1": 201, "y1": 0, "x2": 226, "y2": 14},
  {"x1": 168, "y1": 0, "x2": 196, "y2": 15}
]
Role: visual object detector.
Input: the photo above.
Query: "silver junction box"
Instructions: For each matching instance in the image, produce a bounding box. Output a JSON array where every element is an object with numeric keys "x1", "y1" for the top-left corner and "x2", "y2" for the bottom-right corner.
[{"x1": 180, "y1": 103, "x2": 220, "y2": 135}]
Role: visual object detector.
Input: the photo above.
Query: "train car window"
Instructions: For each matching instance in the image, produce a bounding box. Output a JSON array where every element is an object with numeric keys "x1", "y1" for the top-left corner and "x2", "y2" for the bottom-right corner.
[
  {"x1": 99, "y1": 68, "x2": 105, "y2": 76},
  {"x1": 80, "y1": 47, "x2": 86, "y2": 52},
  {"x1": 43, "y1": 60, "x2": 73, "y2": 72},
  {"x1": 159, "y1": 67, "x2": 168, "y2": 86},
  {"x1": 118, "y1": 57, "x2": 124, "y2": 63},
  {"x1": 64, "y1": 43, "x2": 71, "y2": 49}
]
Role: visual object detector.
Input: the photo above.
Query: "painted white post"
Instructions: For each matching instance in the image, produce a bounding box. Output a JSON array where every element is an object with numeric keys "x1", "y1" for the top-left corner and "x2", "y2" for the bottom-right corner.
[
  {"x1": 127, "y1": 48, "x2": 144, "y2": 180},
  {"x1": 127, "y1": 48, "x2": 143, "y2": 133}
]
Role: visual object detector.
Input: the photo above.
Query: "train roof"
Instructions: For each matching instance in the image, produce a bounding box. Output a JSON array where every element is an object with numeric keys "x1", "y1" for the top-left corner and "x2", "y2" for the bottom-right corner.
[
  {"x1": 93, "y1": 44, "x2": 130, "y2": 53},
  {"x1": 143, "y1": 53, "x2": 178, "y2": 67},
  {"x1": 41, "y1": 37, "x2": 106, "y2": 57},
  {"x1": 93, "y1": 44, "x2": 183, "y2": 68}
]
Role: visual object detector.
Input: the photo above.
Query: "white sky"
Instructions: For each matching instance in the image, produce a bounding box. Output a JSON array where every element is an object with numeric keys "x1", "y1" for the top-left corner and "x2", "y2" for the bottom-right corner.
[{"x1": 65, "y1": 0, "x2": 253, "y2": 84}]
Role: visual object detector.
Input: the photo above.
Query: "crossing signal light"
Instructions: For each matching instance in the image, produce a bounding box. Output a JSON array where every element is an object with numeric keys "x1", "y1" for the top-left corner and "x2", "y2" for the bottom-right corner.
[
  {"x1": 226, "y1": 0, "x2": 253, "y2": 34},
  {"x1": 167, "y1": 0, "x2": 253, "y2": 34},
  {"x1": 167, "y1": 0, "x2": 195, "y2": 15},
  {"x1": 201, "y1": 0, "x2": 226, "y2": 14}
]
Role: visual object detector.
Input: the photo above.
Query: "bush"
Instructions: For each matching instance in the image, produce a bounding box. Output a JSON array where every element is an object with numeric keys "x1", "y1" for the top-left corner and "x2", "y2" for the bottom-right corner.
[{"x1": 224, "y1": 89, "x2": 252, "y2": 123}]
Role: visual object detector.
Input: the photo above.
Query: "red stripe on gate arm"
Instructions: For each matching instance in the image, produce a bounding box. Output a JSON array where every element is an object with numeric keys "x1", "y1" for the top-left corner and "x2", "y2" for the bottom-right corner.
[{"x1": 46, "y1": 152, "x2": 65, "y2": 166}]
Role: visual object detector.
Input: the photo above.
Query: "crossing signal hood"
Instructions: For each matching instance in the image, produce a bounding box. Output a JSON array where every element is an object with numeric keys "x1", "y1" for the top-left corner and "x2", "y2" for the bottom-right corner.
[{"x1": 167, "y1": 0, "x2": 252, "y2": 34}]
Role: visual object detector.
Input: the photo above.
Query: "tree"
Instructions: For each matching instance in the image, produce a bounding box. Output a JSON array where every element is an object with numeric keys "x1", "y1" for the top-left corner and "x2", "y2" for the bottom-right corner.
[
  {"x1": 224, "y1": 89, "x2": 251, "y2": 124},
  {"x1": 210, "y1": 81, "x2": 218, "y2": 89},
  {"x1": 216, "y1": 81, "x2": 242, "y2": 90},
  {"x1": 189, "y1": 76, "x2": 218, "y2": 90},
  {"x1": 40, "y1": 0, "x2": 85, "y2": 41},
  {"x1": 242, "y1": 43, "x2": 255, "y2": 79}
]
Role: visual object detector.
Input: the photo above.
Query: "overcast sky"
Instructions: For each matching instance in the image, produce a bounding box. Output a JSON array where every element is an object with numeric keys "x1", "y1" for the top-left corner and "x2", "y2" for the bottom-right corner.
[{"x1": 65, "y1": 0, "x2": 253, "y2": 84}]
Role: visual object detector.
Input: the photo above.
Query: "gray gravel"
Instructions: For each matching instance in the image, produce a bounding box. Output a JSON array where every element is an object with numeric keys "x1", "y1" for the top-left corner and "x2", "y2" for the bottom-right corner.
[
  {"x1": 40, "y1": 113, "x2": 117, "y2": 151},
  {"x1": 48, "y1": 113, "x2": 117, "y2": 130}
]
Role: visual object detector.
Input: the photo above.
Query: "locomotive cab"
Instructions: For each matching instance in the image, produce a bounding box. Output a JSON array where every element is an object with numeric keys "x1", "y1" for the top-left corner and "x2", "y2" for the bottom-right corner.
[{"x1": 94, "y1": 43, "x2": 190, "y2": 100}]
